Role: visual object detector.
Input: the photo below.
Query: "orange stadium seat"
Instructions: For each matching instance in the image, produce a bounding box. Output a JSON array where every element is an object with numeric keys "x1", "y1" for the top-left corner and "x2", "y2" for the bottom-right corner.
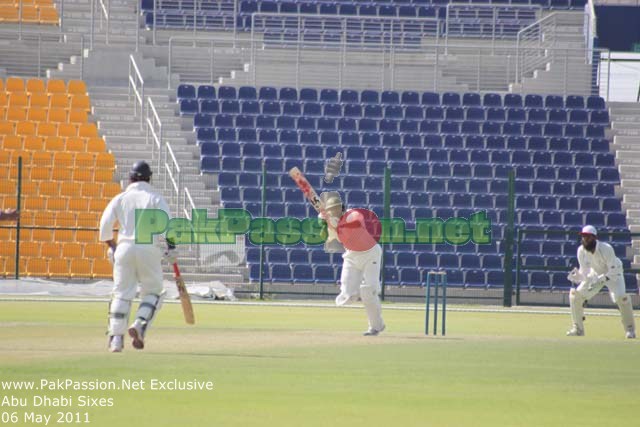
[
  {"x1": 58, "y1": 123, "x2": 77, "y2": 137},
  {"x1": 96, "y1": 152, "x2": 115, "y2": 169},
  {"x1": 16, "y1": 121, "x2": 36, "y2": 136},
  {"x1": 75, "y1": 152, "x2": 94, "y2": 168},
  {"x1": 38, "y1": 181, "x2": 59, "y2": 197},
  {"x1": 0, "y1": 241, "x2": 13, "y2": 256},
  {"x1": 30, "y1": 166, "x2": 50, "y2": 181},
  {"x1": 40, "y1": 242, "x2": 60, "y2": 258},
  {"x1": 70, "y1": 259, "x2": 91, "y2": 277},
  {"x1": 24, "y1": 197, "x2": 45, "y2": 210},
  {"x1": 21, "y1": 5, "x2": 39, "y2": 23},
  {"x1": 72, "y1": 169, "x2": 93, "y2": 182},
  {"x1": 26, "y1": 258, "x2": 48, "y2": 277},
  {"x1": 46, "y1": 197, "x2": 67, "y2": 211},
  {"x1": 26, "y1": 78, "x2": 45, "y2": 93},
  {"x1": 55, "y1": 211, "x2": 76, "y2": 227},
  {"x1": 37, "y1": 122, "x2": 57, "y2": 137},
  {"x1": 67, "y1": 80, "x2": 87, "y2": 95},
  {"x1": 53, "y1": 229, "x2": 75, "y2": 242},
  {"x1": 20, "y1": 241, "x2": 40, "y2": 257},
  {"x1": 65, "y1": 137, "x2": 85, "y2": 151},
  {"x1": 0, "y1": 122, "x2": 14, "y2": 135},
  {"x1": 60, "y1": 182, "x2": 81, "y2": 198},
  {"x1": 77, "y1": 230, "x2": 97, "y2": 243},
  {"x1": 9, "y1": 92, "x2": 28, "y2": 107},
  {"x1": 84, "y1": 243, "x2": 106, "y2": 258},
  {"x1": 21, "y1": 181, "x2": 38, "y2": 195},
  {"x1": 48, "y1": 108, "x2": 67, "y2": 123},
  {"x1": 2, "y1": 135, "x2": 22, "y2": 150},
  {"x1": 29, "y1": 93, "x2": 49, "y2": 108},
  {"x1": 0, "y1": 106, "x2": 5, "y2": 120},
  {"x1": 27, "y1": 107, "x2": 47, "y2": 122},
  {"x1": 0, "y1": 6, "x2": 19, "y2": 22},
  {"x1": 5, "y1": 77, "x2": 24, "y2": 92},
  {"x1": 88, "y1": 198, "x2": 107, "y2": 212},
  {"x1": 49, "y1": 93, "x2": 69, "y2": 108},
  {"x1": 70, "y1": 94, "x2": 91, "y2": 112},
  {"x1": 32, "y1": 229, "x2": 53, "y2": 242},
  {"x1": 48, "y1": 259, "x2": 69, "y2": 278},
  {"x1": 44, "y1": 136, "x2": 65, "y2": 151},
  {"x1": 92, "y1": 259, "x2": 112, "y2": 278},
  {"x1": 68, "y1": 109, "x2": 88, "y2": 123},
  {"x1": 94, "y1": 170, "x2": 113, "y2": 182},
  {"x1": 51, "y1": 167, "x2": 72, "y2": 181},
  {"x1": 0, "y1": 92, "x2": 7, "y2": 105},
  {"x1": 78, "y1": 123, "x2": 98, "y2": 138},
  {"x1": 53, "y1": 151, "x2": 73, "y2": 168},
  {"x1": 6, "y1": 106, "x2": 27, "y2": 121},
  {"x1": 86, "y1": 137, "x2": 106, "y2": 152},
  {"x1": 68, "y1": 197, "x2": 89, "y2": 211},
  {"x1": 77, "y1": 212, "x2": 99, "y2": 228},
  {"x1": 103, "y1": 182, "x2": 121, "y2": 198},
  {"x1": 0, "y1": 78, "x2": 4, "y2": 91},
  {"x1": 46, "y1": 79, "x2": 66, "y2": 94},
  {"x1": 62, "y1": 243, "x2": 83, "y2": 258},
  {"x1": 31, "y1": 151, "x2": 52, "y2": 166},
  {"x1": 23, "y1": 135, "x2": 44, "y2": 151},
  {"x1": 81, "y1": 182, "x2": 100, "y2": 198},
  {"x1": 39, "y1": 8, "x2": 60, "y2": 25}
]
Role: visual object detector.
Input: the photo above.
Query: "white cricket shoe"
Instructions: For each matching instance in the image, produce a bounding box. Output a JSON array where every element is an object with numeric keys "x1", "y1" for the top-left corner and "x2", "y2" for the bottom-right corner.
[
  {"x1": 109, "y1": 335, "x2": 123, "y2": 353},
  {"x1": 128, "y1": 320, "x2": 145, "y2": 350},
  {"x1": 626, "y1": 330, "x2": 636, "y2": 339},
  {"x1": 363, "y1": 325, "x2": 386, "y2": 336},
  {"x1": 566, "y1": 327, "x2": 584, "y2": 337}
]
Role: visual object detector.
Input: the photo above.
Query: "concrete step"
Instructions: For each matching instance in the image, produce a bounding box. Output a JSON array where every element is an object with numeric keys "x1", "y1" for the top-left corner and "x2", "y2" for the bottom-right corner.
[
  {"x1": 612, "y1": 122, "x2": 640, "y2": 131},
  {"x1": 98, "y1": 121, "x2": 182, "y2": 131},
  {"x1": 108, "y1": 142, "x2": 197, "y2": 154}
]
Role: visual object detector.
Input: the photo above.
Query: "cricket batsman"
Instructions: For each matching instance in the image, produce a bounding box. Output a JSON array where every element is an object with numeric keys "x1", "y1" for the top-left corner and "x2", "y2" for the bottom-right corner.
[
  {"x1": 321, "y1": 155, "x2": 385, "y2": 336},
  {"x1": 99, "y1": 161, "x2": 177, "y2": 352},
  {"x1": 566, "y1": 225, "x2": 636, "y2": 339}
]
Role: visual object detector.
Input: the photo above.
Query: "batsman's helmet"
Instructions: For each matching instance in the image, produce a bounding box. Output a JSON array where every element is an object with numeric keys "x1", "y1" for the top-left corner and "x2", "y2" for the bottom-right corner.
[{"x1": 129, "y1": 161, "x2": 153, "y2": 181}]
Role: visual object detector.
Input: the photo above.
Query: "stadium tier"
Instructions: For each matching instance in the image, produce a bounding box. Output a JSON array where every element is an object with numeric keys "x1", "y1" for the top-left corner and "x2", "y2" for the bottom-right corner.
[
  {"x1": 141, "y1": 0, "x2": 587, "y2": 31},
  {"x1": 178, "y1": 84, "x2": 636, "y2": 290},
  {"x1": 0, "y1": 78, "x2": 116, "y2": 279}
]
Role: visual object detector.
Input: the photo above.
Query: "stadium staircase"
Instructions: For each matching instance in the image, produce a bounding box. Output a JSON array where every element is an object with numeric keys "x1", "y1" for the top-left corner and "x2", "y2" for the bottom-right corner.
[{"x1": 610, "y1": 101, "x2": 640, "y2": 268}]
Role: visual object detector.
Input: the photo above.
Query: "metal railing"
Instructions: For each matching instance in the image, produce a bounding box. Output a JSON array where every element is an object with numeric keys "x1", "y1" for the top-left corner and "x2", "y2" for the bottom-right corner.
[
  {"x1": 445, "y1": 3, "x2": 541, "y2": 53},
  {"x1": 128, "y1": 55, "x2": 145, "y2": 129},
  {"x1": 146, "y1": 97, "x2": 163, "y2": 174},
  {"x1": 251, "y1": 13, "x2": 441, "y2": 47},
  {"x1": 148, "y1": 0, "x2": 238, "y2": 45},
  {"x1": 0, "y1": 29, "x2": 85, "y2": 79},
  {"x1": 167, "y1": 36, "x2": 252, "y2": 89},
  {"x1": 97, "y1": 0, "x2": 111, "y2": 45},
  {"x1": 164, "y1": 143, "x2": 181, "y2": 217}
]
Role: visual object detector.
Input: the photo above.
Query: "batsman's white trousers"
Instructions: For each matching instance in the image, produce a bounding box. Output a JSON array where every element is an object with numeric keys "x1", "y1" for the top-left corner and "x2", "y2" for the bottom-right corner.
[
  {"x1": 335, "y1": 244, "x2": 385, "y2": 330},
  {"x1": 112, "y1": 242, "x2": 164, "y2": 300}
]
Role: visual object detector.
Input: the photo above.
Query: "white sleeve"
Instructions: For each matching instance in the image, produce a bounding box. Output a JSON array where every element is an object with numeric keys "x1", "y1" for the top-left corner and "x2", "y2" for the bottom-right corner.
[
  {"x1": 577, "y1": 247, "x2": 590, "y2": 278},
  {"x1": 156, "y1": 195, "x2": 171, "y2": 218},
  {"x1": 600, "y1": 243, "x2": 623, "y2": 277},
  {"x1": 99, "y1": 197, "x2": 119, "y2": 242}
]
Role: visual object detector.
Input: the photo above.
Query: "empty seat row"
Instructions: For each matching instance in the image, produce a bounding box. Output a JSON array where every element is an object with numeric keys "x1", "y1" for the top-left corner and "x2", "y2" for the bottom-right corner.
[
  {"x1": 197, "y1": 129, "x2": 611, "y2": 152},
  {"x1": 203, "y1": 141, "x2": 615, "y2": 167},
  {"x1": 0, "y1": 78, "x2": 87, "y2": 95},
  {"x1": 181, "y1": 99, "x2": 609, "y2": 123},
  {"x1": 192, "y1": 114, "x2": 606, "y2": 137},
  {"x1": 178, "y1": 84, "x2": 605, "y2": 109}
]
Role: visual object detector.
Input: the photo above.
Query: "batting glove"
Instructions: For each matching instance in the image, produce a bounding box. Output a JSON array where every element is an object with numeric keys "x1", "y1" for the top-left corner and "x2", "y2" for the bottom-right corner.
[
  {"x1": 163, "y1": 248, "x2": 178, "y2": 265},
  {"x1": 324, "y1": 152, "x2": 343, "y2": 184},
  {"x1": 107, "y1": 247, "x2": 115, "y2": 265},
  {"x1": 567, "y1": 268, "x2": 584, "y2": 285}
]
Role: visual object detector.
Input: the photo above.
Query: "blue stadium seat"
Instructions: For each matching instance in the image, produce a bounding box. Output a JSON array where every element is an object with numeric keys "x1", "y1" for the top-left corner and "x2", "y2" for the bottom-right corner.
[{"x1": 177, "y1": 84, "x2": 196, "y2": 100}]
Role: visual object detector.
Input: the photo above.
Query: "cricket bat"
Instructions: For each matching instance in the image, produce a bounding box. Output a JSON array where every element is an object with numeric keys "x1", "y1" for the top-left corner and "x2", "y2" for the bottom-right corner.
[
  {"x1": 172, "y1": 262, "x2": 195, "y2": 325},
  {"x1": 288, "y1": 167, "x2": 338, "y2": 229}
]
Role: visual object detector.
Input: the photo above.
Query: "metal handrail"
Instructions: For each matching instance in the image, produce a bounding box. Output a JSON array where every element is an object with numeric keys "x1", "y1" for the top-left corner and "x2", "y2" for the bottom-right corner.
[
  {"x1": 128, "y1": 55, "x2": 145, "y2": 129},
  {"x1": 637, "y1": 80, "x2": 640, "y2": 102},
  {"x1": 145, "y1": 97, "x2": 162, "y2": 173},
  {"x1": 98, "y1": 0, "x2": 110, "y2": 45},
  {"x1": 0, "y1": 29, "x2": 85, "y2": 79},
  {"x1": 164, "y1": 143, "x2": 181, "y2": 216}
]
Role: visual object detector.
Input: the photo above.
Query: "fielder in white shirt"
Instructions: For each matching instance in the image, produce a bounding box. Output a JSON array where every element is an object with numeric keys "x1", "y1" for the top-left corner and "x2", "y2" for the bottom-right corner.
[
  {"x1": 567, "y1": 225, "x2": 636, "y2": 339},
  {"x1": 99, "y1": 161, "x2": 176, "y2": 352}
]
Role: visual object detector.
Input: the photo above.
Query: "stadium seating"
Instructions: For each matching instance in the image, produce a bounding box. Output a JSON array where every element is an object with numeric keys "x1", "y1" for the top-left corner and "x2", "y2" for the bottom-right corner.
[
  {"x1": 181, "y1": 84, "x2": 634, "y2": 290},
  {"x1": 0, "y1": 78, "x2": 116, "y2": 279},
  {"x1": 141, "y1": 0, "x2": 587, "y2": 33},
  {"x1": 0, "y1": 0, "x2": 59, "y2": 25}
]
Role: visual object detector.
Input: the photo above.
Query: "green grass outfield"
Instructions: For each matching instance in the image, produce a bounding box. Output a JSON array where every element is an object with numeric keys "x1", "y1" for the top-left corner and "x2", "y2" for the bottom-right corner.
[{"x1": 0, "y1": 300, "x2": 637, "y2": 427}]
